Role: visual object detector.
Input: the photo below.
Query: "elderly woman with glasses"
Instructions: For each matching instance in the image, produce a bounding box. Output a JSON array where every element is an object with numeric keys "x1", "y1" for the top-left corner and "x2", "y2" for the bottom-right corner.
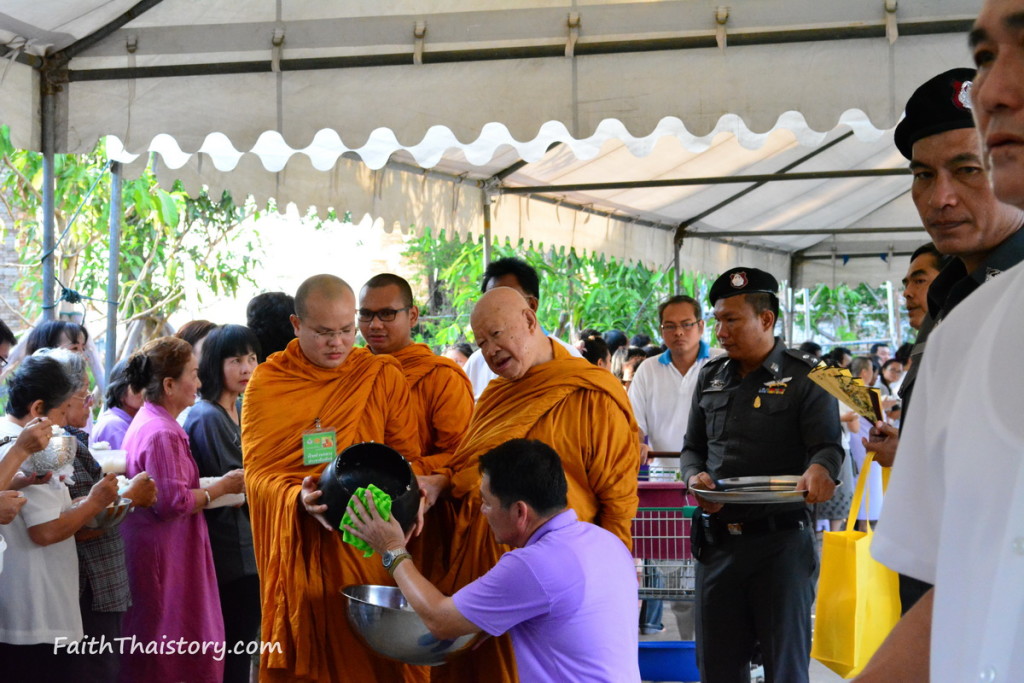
[
  {"x1": 0, "y1": 351, "x2": 119, "y2": 681},
  {"x1": 43, "y1": 348, "x2": 158, "y2": 682},
  {"x1": 118, "y1": 336, "x2": 244, "y2": 683}
]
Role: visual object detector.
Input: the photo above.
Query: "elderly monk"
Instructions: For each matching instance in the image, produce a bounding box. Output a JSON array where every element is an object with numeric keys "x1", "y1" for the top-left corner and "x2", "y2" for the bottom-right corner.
[
  {"x1": 358, "y1": 273, "x2": 473, "y2": 580},
  {"x1": 242, "y1": 274, "x2": 425, "y2": 682},
  {"x1": 431, "y1": 287, "x2": 641, "y2": 683}
]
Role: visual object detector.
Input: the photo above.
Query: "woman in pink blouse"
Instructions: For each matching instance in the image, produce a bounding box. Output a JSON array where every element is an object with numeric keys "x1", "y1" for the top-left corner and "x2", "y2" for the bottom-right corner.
[{"x1": 119, "y1": 337, "x2": 244, "y2": 683}]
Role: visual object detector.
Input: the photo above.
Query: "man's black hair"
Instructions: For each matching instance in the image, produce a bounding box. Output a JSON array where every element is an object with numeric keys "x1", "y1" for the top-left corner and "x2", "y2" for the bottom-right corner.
[
  {"x1": 478, "y1": 439, "x2": 568, "y2": 517},
  {"x1": 827, "y1": 346, "x2": 852, "y2": 366},
  {"x1": 603, "y1": 329, "x2": 628, "y2": 356},
  {"x1": 246, "y1": 292, "x2": 296, "y2": 363},
  {"x1": 657, "y1": 295, "x2": 702, "y2": 323},
  {"x1": 910, "y1": 242, "x2": 955, "y2": 272},
  {"x1": 894, "y1": 342, "x2": 914, "y2": 365},
  {"x1": 0, "y1": 319, "x2": 16, "y2": 347},
  {"x1": 798, "y1": 341, "x2": 822, "y2": 357},
  {"x1": 870, "y1": 343, "x2": 890, "y2": 355},
  {"x1": 744, "y1": 292, "x2": 780, "y2": 322},
  {"x1": 481, "y1": 257, "x2": 540, "y2": 299}
]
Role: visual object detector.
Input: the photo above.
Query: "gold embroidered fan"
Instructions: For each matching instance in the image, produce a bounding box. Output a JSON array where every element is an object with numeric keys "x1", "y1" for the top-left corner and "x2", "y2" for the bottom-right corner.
[{"x1": 807, "y1": 364, "x2": 884, "y2": 423}]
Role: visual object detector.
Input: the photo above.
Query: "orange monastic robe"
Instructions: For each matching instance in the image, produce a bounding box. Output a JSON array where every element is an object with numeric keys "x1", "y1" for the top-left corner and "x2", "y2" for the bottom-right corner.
[
  {"x1": 242, "y1": 340, "x2": 423, "y2": 683},
  {"x1": 433, "y1": 342, "x2": 641, "y2": 683},
  {"x1": 390, "y1": 343, "x2": 473, "y2": 473},
  {"x1": 391, "y1": 344, "x2": 473, "y2": 582}
]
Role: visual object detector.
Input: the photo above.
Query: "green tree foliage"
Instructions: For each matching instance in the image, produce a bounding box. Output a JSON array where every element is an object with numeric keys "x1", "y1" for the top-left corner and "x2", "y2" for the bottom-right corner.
[
  {"x1": 0, "y1": 127, "x2": 262, "y2": 332},
  {"x1": 404, "y1": 230, "x2": 901, "y2": 351},
  {"x1": 790, "y1": 281, "x2": 905, "y2": 346},
  {"x1": 403, "y1": 231, "x2": 713, "y2": 348}
]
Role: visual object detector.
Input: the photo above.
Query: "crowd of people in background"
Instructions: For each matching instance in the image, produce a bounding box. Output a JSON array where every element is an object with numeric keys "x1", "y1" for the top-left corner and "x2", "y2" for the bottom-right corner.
[{"x1": 0, "y1": 268, "x2": 915, "y2": 683}]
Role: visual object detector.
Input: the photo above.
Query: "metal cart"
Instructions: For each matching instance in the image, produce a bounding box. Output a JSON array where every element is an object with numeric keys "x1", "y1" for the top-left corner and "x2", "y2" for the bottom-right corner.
[
  {"x1": 633, "y1": 480, "x2": 697, "y2": 600},
  {"x1": 634, "y1": 463, "x2": 701, "y2": 682}
]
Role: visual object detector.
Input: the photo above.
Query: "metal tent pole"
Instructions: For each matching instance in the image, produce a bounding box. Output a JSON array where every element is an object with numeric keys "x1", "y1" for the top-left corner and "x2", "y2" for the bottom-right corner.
[
  {"x1": 106, "y1": 161, "x2": 123, "y2": 377},
  {"x1": 41, "y1": 86, "x2": 56, "y2": 320},
  {"x1": 482, "y1": 192, "x2": 493, "y2": 268}
]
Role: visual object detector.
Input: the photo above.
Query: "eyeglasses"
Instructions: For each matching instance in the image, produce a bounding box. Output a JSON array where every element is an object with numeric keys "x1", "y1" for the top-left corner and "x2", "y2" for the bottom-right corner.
[
  {"x1": 660, "y1": 321, "x2": 701, "y2": 333},
  {"x1": 357, "y1": 307, "x2": 410, "y2": 323},
  {"x1": 311, "y1": 328, "x2": 354, "y2": 343},
  {"x1": 0, "y1": 356, "x2": 7, "y2": 368},
  {"x1": 71, "y1": 392, "x2": 95, "y2": 405}
]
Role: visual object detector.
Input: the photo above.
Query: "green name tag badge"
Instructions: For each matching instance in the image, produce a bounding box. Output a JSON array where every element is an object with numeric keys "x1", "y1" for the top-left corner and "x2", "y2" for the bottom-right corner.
[{"x1": 302, "y1": 428, "x2": 338, "y2": 466}]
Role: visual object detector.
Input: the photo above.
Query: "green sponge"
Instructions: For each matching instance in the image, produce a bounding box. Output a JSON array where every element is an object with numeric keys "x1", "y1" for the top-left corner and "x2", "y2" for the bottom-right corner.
[{"x1": 341, "y1": 484, "x2": 393, "y2": 557}]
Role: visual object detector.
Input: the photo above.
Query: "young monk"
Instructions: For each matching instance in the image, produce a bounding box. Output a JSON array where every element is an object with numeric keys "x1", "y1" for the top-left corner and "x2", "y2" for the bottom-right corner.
[{"x1": 241, "y1": 274, "x2": 424, "y2": 682}]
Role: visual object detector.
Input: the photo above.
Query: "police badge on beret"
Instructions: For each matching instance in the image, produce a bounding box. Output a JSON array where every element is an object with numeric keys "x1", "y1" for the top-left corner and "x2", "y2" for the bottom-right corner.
[{"x1": 709, "y1": 267, "x2": 779, "y2": 305}]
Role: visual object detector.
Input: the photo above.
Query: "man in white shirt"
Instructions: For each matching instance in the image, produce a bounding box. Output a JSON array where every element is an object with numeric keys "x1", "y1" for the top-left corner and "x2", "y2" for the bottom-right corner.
[
  {"x1": 462, "y1": 258, "x2": 581, "y2": 399},
  {"x1": 858, "y1": 2, "x2": 1024, "y2": 679},
  {"x1": 628, "y1": 295, "x2": 717, "y2": 467}
]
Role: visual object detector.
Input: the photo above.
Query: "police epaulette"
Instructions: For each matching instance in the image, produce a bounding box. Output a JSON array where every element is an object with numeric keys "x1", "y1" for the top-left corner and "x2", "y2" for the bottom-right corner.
[
  {"x1": 784, "y1": 348, "x2": 821, "y2": 367},
  {"x1": 705, "y1": 352, "x2": 730, "y2": 366}
]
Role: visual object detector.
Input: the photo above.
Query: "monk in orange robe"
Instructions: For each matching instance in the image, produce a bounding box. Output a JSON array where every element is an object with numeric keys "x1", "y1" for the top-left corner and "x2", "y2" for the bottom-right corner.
[
  {"x1": 358, "y1": 274, "x2": 474, "y2": 584},
  {"x1": 242, "y1": 274, "x2": 426, "y2": 682},
  {"x1": 431, "y1": 287, "x2": 641, "y2": 683}
]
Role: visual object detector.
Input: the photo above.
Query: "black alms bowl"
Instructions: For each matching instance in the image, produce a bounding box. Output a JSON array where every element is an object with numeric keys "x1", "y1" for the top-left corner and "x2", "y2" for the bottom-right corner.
[{"x1": 317, "y1": 442, "x2": 419, "y2": 534}]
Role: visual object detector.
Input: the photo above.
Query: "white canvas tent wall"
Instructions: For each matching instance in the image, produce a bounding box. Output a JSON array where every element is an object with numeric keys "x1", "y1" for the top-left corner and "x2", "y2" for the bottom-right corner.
[{"x1": 0, "y1": 0, "x2": 979, "y2": 334}]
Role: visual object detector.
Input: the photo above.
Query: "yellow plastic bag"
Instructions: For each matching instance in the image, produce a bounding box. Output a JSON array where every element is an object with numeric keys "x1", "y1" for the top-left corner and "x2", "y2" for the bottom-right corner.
[{"x1": 811, "y1": 452, "x2": 901, "y2": 678}]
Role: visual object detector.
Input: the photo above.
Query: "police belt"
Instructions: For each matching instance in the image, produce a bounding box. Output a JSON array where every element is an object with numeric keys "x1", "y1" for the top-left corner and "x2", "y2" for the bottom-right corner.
[{"x1": 709, "y1": 509, "x2": 809, "y2": 537}]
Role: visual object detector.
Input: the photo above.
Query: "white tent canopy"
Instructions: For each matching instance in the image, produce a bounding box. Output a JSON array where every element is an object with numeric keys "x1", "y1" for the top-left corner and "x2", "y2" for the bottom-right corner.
[{"x1": 0, "y1": 0, "x2": 979, "y2": 286}]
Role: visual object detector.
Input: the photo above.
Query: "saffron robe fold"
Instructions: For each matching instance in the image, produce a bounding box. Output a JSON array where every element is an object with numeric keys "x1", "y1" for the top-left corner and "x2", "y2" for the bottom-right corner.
[
  {"x1": 391, "y1": 343, "x2": 473, "y2": 475},
  {"x1": 242, "y1": 341, "x2": 423, "y2": 682},
  {"x1": 391, "y1": 344, "x2": 473, "y2": 584},
  {"x1": 433, "y1": 342, "x2": 641, "y2": 683}
]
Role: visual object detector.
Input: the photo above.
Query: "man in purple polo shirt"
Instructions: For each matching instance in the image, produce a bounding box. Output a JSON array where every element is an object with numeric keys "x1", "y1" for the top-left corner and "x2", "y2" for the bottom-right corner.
[{"x1": 346, "y1": 438, "x2": 640, "y2": 683}]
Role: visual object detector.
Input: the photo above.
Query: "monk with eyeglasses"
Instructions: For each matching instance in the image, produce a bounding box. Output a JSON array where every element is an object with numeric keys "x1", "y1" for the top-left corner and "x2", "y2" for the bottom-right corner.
[{"x1": 242, "y1": 274, "x2": 426, "y2": 682}]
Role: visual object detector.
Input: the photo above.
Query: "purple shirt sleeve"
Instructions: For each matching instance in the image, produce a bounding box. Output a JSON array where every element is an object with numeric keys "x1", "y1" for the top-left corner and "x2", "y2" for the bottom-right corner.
[
  {"x1": 137, "y1": 428, "x2": 198, "y2": 521},
  {"x1": 452, "y1": 552, "x2": 550, "y2": 636}
]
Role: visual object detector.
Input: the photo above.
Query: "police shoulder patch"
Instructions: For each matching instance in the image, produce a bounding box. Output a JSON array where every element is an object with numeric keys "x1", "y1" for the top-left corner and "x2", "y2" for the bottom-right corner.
[
  {"x1": 705, "y1": 352, "x2": 730, "y2": 366},
  {"x1": 784, "y1": 347, "x2": 821, "y2": 368}
]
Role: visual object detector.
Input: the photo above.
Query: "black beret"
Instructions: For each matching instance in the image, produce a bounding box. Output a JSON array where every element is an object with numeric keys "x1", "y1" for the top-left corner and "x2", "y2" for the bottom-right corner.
[
  {"x1": 894, "y1": 68, "x2": 976, "y2": 160},
  {"x1": 709, "y1": 267, "x2": 779, "y2": 306}
]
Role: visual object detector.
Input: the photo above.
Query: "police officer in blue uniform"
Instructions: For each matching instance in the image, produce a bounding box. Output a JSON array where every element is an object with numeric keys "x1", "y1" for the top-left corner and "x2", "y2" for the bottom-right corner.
[{"x1": 680, "y1": 267, "x2": 843, "y2": 683}]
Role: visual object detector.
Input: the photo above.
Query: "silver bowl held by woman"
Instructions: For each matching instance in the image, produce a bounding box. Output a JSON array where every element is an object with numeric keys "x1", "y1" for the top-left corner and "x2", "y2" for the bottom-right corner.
[
  {"x1": 84, "y1": 497, "x2": 134, "y2": 529},
  {"x1": 19, "y1": 434, "x2": 78, "y2": 475},
  {"x1": 342, "y1": 585, "x2": 483, "y2": 666}
]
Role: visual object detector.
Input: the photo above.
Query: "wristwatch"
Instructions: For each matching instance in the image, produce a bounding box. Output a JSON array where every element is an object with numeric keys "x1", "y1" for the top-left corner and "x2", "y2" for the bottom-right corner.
[{"x1": 381, "y1": 547, "x2": 411, "y2": 574}]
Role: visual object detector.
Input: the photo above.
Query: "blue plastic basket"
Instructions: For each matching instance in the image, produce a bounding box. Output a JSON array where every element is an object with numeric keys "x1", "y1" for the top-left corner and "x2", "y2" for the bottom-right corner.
[{"x1": 638, "y1": 640, "x2": 699, "y2": 682}]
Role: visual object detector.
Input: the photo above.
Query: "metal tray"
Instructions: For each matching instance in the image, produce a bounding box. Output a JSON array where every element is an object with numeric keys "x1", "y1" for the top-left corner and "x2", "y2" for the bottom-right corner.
[{"x1": 689, "y1": 475, "x2": 807, "y2": 504}]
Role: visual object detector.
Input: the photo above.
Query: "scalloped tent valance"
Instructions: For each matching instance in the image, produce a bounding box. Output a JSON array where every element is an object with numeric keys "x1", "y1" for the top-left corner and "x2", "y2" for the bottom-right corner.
[{"x1": 0, "y1": 0, "x2": 978, "y2": 288}]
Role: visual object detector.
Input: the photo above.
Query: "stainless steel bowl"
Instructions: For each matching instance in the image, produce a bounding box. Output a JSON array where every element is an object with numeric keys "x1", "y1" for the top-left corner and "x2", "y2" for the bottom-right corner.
[
  {"x1": 342, "y1": 584, "x2": 482, "y2": 666},
  {"x1": 21, "y1": 435, "x2": 77, "y2": 475},
  {"x1": 85, "y1": 497, "x2": 133, "y2": 529}
]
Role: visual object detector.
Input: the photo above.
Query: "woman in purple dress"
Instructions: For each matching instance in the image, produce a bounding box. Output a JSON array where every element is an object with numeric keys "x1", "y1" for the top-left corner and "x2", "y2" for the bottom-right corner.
[{"x1": 119, "y1": 337, "x2": 245, "y2": 683}]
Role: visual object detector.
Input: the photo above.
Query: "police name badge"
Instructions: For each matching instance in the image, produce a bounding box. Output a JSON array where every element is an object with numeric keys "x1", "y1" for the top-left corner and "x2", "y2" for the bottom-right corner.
[{"x1": 302, "y1": 425, "x2": 337, "y2": 466}]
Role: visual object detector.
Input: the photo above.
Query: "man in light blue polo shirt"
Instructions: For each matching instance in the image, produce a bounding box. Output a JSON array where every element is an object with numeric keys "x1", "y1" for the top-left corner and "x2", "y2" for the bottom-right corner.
[{"x1": 346, "y1": 438, "x2": 640, "y2": 683}]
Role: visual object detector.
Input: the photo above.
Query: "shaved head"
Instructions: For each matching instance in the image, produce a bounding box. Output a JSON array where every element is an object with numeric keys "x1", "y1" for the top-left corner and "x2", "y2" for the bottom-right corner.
[
  {"x1": 471, "y1": 287, "x2": 553, "y2": 380},
  {"x1": 291, "y1": 274, "x2": 357, "y2": 368},
  {"x1": 294, "y1": 274, "x2": 354, "y2": 319}
]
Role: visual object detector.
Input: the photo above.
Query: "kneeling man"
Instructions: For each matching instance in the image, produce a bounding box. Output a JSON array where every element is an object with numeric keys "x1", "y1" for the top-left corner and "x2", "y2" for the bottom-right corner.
[{"x1": 346, "y1": 439, "x2": 641, "y2": 683}]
